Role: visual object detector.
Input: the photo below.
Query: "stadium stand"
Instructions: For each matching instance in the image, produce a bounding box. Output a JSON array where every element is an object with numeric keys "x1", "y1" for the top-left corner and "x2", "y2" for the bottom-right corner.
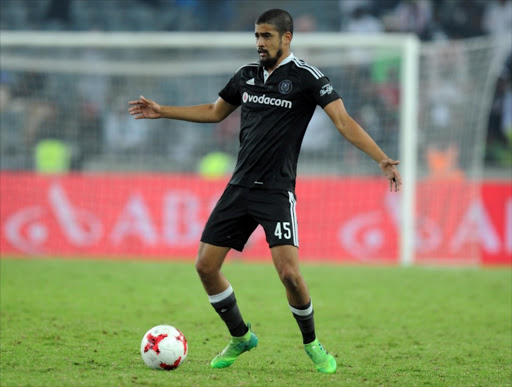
[{"x1": 0, "y1": 0, "x2": 510, "y2": 171}]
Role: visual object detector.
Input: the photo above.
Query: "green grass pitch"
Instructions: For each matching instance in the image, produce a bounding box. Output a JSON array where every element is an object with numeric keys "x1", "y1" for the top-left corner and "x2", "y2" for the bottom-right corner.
[{"x1": 1, "y1": 258, "x2": 511, "y2": 386}]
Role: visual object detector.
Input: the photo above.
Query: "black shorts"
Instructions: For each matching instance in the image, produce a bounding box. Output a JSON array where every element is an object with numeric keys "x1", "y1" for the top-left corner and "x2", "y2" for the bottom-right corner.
[{"x1": 201, "y1": 184, "x2": 299, "y2": 251}]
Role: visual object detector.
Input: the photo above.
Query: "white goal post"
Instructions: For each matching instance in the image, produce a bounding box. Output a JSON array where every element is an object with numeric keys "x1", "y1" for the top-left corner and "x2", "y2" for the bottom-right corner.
[{"x1": 0, "y1": 32, "x2": 505, "y2": 265}]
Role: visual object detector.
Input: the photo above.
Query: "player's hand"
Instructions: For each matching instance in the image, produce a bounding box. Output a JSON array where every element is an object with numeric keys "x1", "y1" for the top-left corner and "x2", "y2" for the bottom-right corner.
[
  {"x1": 128, "y1": 96, "x2": 162, "y2": 119},
  {"x1": 379, "y1": 158, "x2": 402, "y2": 192}
]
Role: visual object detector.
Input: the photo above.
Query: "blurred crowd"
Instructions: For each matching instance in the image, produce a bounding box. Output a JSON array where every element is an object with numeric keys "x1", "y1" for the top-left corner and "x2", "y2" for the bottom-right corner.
[
  {"x1": 0, "y1": 0, "x2": 509, "y2": 40},
  {"x1": 0, "y1": 0, "x2": 511, "y2": 172}
]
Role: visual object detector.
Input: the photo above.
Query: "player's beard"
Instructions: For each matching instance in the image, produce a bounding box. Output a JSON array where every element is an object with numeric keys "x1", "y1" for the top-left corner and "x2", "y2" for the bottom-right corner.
[{"x1": 259, "y1": 47, "x2": 283, "y2": 69}]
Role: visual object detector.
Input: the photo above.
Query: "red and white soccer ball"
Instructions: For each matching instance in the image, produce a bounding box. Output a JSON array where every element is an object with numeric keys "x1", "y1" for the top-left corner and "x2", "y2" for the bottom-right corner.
[{"x1": 140, "y1": 325, "x2": 188, "y2": 371}]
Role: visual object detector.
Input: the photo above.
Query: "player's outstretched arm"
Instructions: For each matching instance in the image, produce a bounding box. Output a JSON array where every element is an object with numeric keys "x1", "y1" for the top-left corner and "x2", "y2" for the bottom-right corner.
[
  {"x1": 128, "y1": 96, "x2": 237, "y2": 123},
  {"x1": 324, "y1": 99, "x2": 402, "y2": 192}
]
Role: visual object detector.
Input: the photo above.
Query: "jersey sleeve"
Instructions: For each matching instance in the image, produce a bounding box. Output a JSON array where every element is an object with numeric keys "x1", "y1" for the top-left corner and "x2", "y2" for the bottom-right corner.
[
  {"x1": 305, "y1": 73, "x2": 340, "y2": 108},
  {"x1": 218, "y1": 71, "x2": 242, "y2": 107}
]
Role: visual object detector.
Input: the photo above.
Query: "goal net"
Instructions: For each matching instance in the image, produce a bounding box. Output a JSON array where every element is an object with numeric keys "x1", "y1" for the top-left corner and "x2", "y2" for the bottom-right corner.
[{"x1": 0, "y1": 32, "x2": 506, "y2": 265}]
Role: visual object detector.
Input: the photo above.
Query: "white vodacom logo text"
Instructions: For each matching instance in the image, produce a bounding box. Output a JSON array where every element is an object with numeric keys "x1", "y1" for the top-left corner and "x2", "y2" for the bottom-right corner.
[{"x1": 242, "y1": 92, "x2": 292, "y2": 109}]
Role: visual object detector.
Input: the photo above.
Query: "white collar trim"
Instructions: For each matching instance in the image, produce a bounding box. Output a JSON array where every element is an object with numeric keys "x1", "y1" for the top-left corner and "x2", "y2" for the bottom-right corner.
[{"x1": 263, "y1": 53, "x2": 294, "y2": 83}]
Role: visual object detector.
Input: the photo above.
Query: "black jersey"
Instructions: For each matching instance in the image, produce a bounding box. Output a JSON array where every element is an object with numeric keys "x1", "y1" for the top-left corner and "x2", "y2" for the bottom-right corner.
[{"x1": 219, "y1": 54, "x2": 340, "y2": 192}]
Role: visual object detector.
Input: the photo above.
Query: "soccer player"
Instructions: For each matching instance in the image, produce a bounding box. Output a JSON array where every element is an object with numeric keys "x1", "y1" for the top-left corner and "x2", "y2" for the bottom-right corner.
[{"x1": 129, "y1": 9, "x2": 402, "y2": 374}]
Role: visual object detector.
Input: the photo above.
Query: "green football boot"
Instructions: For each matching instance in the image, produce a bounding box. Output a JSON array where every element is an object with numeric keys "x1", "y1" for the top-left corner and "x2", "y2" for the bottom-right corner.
[
  {"x1": 210, "y1": 323, "x2": 258, "y2": 369},
  {"x1": 304, "y1": 338, "x2": 337, "y2": 374}
]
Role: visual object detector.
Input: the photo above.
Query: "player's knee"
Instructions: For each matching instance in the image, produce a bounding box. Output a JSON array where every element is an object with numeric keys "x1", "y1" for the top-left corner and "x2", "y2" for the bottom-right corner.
[
  {"x1": 195, "y1": 258, "x2": 210, "y2": 278},
  {"x1": 195, "y1": 255, "x2": 218, "y2": 279},
  {"x1": 195, "y1": 243, "x2": 229, "y2": 280},
  {"x1": 278, "y1": 268, "x2": 301, "y2": 292}
]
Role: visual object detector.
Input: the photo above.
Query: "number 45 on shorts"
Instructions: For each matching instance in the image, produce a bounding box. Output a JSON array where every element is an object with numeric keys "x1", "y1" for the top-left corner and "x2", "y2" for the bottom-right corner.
[{"x1": 274, "y1": 222, "x2": 292, "y2": 239}]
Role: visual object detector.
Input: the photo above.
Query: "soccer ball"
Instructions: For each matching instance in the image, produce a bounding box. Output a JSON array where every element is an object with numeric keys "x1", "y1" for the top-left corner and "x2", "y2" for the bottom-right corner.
[{"x1": 140, "y1": 325, "x2": 188, "y2": 370}]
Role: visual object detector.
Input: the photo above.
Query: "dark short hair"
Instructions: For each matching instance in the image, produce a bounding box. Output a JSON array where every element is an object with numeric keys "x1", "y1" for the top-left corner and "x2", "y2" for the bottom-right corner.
[{"x1": 256, "y1": 9, "x2": 293, "y2": 36}]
